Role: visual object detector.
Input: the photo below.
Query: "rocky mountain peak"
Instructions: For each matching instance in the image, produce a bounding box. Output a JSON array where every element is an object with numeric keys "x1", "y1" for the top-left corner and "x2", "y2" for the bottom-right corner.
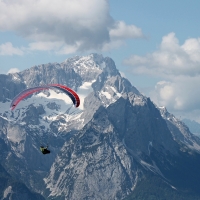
[{"x1": 0, "y1": 54, "x2": 200, "y2": 199}]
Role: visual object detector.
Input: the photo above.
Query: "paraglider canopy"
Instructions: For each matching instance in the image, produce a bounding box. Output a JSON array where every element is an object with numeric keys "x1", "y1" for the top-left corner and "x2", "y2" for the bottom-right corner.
[{"x1": 10, "y1": 84, "x2": 80, "y2": 110}]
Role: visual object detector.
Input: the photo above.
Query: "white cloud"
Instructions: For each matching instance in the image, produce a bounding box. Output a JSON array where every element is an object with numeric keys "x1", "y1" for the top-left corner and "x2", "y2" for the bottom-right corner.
[
  {"x1": 0, "y1": 0, "x2": 112, "y2": 51},
  {"x1": 154, "y1": 77, "x2": 200, "y2": 110},
  {"x1": 109, "y1": 21, "x2": 144, "y2": 39},
  {"x1": 0, "y1": 42, "x2": 24, "y2": 55},
  {"x1": 7, "y1": 68, "x2": 20, "y2": 74},
  {"x1": 124, "y1": 33, "x2": 200, "y2": 120},
  {"x1": 102, "y1": 21, "x2": 144, "y2": 51},
  {"x1": 0, "y1": 0, "x2": 144, "y2": 54},
  {"x1": 124, "y1": 32, "x2": 200, "y2": 77},
  {"x1": 182, "y1": 38, "x2": 200, "y2": 62},
  {"x1": 150, "y1": 76, "x2": 200, "y2": 121}
]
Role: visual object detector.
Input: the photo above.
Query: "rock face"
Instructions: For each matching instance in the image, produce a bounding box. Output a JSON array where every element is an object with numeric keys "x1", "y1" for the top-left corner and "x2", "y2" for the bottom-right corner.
[
  {"x1": 0, "y1": 53, "x2": 200, "y2": 199},
  {"x1": 45, "y1": 106, "x2": 136, "y2": 200}
]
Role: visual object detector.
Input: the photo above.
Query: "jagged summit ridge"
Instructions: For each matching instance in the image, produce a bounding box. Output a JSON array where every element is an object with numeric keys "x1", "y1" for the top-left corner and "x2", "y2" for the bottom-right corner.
[
  {"x1": 11, "y1": 53, "x2": 120, "y2": 88},
  {"x1": 1, "y1": 53, "x2": 141, "y2": 134}
]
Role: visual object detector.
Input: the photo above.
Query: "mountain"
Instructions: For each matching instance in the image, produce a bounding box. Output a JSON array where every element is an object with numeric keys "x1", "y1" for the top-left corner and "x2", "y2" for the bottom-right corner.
[
  {"x1": 182, "y1": 118, "x2": 200, "y2": 137},
  {"x1": 0, "y1": 53, "x2": 200, "y2": 199}
]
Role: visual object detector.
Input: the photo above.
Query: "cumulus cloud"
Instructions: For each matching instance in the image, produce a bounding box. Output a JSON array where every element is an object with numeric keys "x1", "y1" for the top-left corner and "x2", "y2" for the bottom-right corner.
[
  {"x1": 7, "y1": 68, "x2": 20, "y2": 74},
  {"x1": 0, "y1": 0, "x2": 112, "y2": 51},
  {"x1": 102, "y1": 20, "x2": 144, "y2": 51},
  {"x1": 0, "y1": 0, "x2": 144, "y2": 54},
  {"x1": 109, "y1": 21, "x2": 144, "y2": 39},
  {"x1": 0, "y1": 42, "x2": 24, "y2": 55},
  {"x1": 149, "y1": 76, "x2": 200, "y2": 121},
  {"x1": 124, "y1": 32, "x2": 200, "y2": 77},
  {"x1": 124, "y1": 33, "x2": 200, "y2": 120}
]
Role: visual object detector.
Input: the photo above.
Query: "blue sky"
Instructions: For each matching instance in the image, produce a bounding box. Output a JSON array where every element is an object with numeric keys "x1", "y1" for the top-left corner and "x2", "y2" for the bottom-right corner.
[{"x1": 1, "y1": 0, "x2": 200, "y2": 121}]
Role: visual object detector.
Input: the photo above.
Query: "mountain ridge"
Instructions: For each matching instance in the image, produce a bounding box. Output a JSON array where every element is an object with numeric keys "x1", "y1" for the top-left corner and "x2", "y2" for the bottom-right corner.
[{"x1": 0, "y1": 53, "x2": 200, "y2": 199}]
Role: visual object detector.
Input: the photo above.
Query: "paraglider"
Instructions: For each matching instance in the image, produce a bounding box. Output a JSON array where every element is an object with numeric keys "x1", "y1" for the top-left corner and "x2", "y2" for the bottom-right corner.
[
  {"x1": 40, "y1": 146, "x2": 50, "y2": 154},
  {"x1": 10, "y1": 84, "x2": 80, "y2": 110},
  {"x1": 10, "y1": 84, "x2": 80, "y2": 155}
]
